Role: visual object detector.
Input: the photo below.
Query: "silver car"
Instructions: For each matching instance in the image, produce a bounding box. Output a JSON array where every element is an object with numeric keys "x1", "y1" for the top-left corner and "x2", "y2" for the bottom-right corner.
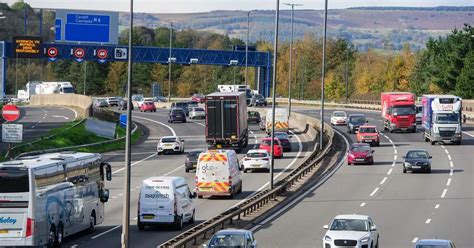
[
  {"x1": 189, "y1": 107, "x2": 205, "y2": 119},
  {"x1": 323, "y1": 214, "x2": 379, "y2": 248},
  {"x1": 205, "y1": 229, "x2": 257, "y2": 248}
]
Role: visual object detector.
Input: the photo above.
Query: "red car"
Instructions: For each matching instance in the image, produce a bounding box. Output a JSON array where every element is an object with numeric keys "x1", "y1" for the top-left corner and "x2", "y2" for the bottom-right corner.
[
  {"x1": 191, "y1": 94, "x2": 206, "y2": 103},
  {"x1": 347, "y1": 143, "x2": 374, "y2": 165},
  {"x1": 140, "y1": 102, "x2": 156, "y2": 112},
  {"x1": 259, "y1": 138, "x2": 283, "y2": 158},
  {"x1": 356, "y1": 125, "x2": 380, "y2": 146}
]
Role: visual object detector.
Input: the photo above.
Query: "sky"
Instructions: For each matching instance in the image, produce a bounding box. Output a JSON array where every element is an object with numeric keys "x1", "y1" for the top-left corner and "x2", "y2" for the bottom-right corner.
[{"x1": 4, "y1": 0, "x2": 473, "y2": 13}]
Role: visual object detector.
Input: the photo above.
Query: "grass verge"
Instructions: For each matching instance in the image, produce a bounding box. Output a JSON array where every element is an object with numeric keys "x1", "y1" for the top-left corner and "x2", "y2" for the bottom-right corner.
[{"x1": 9, "y1": 120, "x2": 142, "y2": 158}]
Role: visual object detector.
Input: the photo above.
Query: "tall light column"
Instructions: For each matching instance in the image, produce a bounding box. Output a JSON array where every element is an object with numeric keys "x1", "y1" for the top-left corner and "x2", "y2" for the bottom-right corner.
[
  {"x1": 270, "y1": 0, "x2": 280, "y2": 190},
  {"x1": 320, "y1": 0, "x2": 328, "y2": 149}
]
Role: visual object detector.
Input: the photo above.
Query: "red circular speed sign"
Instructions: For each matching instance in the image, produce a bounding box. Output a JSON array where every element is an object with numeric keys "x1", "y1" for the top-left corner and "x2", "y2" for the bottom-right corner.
[
  {"x1": 74, "y1": 48, "x2": 85, "y2": 58},
  {"x1": 2, "y1": 105, "x2": 20, "y2": 122},
  {"x1": 97, "y1": 49, "x2": 108, "y2": 59}
]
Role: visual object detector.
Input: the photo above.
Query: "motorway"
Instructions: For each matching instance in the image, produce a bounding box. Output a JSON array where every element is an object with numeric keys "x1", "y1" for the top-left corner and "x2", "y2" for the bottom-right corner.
[
  {"x1": 61, "y1": 107, "x2": 316, "y2": 247},
  {"x1": 0, "y1": 106, "x2": 77, "y2": 154},
  {"x1": 253, "y1": 107, "x2": 474, "y2": 247}
]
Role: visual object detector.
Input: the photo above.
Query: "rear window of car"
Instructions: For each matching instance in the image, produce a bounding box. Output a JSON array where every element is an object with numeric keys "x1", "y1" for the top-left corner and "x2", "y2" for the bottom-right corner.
[
  {"x1": 351, "y1": 145, "x2": 370, "y2": 152},
  {"x1": 248, "y1": 111, "x2": 259, "y2": 116},
  {"x1": 247, "y1": 152, "x2": 268, "y2": 158},
  {"x1": 261, "y1": 139, "x2": 279, "y2": 146},
  {"x1": 162, "y1": 137, "x2": 176, "y2": 143},
  {"x1": 176, "y1": 102, "x2": 188, "y2": 108},
  {"x1": 333, "y1": 112, "x2": 345, "y2": 117},
  {"x1": 194, "y1": 107, "x2": 204, "y2": 112},
  {"x1": 172, "y1": 109, "x2": 184, "y2": 115},
  {"x1": 188, "y1": 151, "x2": 202, "y2": 158},
  {"x1": 359, "y1": 127, "x2": 376, "y2": 133}
]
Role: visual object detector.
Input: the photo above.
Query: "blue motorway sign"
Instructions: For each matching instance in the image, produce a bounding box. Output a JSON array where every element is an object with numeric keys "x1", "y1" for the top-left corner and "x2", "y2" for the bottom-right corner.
[
  {"x1": 120, "y1": 114, "x2": 127, "y2": 128},
  {"x1": 65, "y1": 13, "x2": 110, "y2": 43}
]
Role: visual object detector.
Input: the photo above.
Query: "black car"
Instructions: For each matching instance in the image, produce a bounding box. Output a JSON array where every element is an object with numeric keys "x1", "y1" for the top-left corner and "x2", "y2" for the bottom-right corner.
[
  {"x1": 403, "y1": 149, "x2": 432, "y2": 173},
  {"x1": 251, "y1": 94, "x2": 267, "y2": 107},
  {"x1": 247, "y1": 111, "x2": 261, "y2": 124},
  {"x1": 171, "y1": 102, "x2": 190, "y2": 116},
  {"x1": 118, "y1": 99, "x2": 134, "y2": 110},
  {"x1": 347, "y1": 114, "x2": 367, "y2": 134},
  {"x1": 185, "y1": 150, "x2": 204, "y2": 172},
  {"x1": 168, "y1": 108, "x2": 187, "y2": 123},
  {"x1": 274, "y1": 132, "x2": 292, "y2": 152}
]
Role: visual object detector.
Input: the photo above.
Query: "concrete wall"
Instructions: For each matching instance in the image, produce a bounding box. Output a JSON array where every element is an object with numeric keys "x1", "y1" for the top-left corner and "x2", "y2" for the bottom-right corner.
[{"x1": 30, "y1": 94, "x2": 92, "y2": 118}]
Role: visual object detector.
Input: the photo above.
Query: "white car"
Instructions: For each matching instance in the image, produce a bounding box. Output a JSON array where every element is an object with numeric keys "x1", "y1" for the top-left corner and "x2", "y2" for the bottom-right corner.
[
  {"x1": 331, "y1": 111, "x2": 348, "y2": 126},
  {"x1": 138, "y1": 97, "x2": 154, "y2": 107},
  {"x1": 157, "y1": 136, "x2": 185, "y2": 154},
  {"x1": 242, "y1": 149, "x2": 270, "y2": 172},
  {"x1": 189, "y1": 107, "x2": 205, "y2": 119},
  {"x1": 323, "y1": 214, "x2": 379, "y2": 248}
]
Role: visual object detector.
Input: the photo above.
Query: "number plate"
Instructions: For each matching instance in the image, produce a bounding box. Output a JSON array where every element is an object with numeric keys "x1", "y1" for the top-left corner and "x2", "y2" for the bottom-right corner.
[
  {"x1": 0, "y1": 230, "x2": 8, "y2": 234},
  {"x1": 143, "y1": 215, "x2": 154, "y2": 220},
  {"x1": 412, "y1": 166, "x2": 421, "y2": 169},
  {"x1": 200, "y1": 187, "x2": 212, "y2": 191},
  {"x1": 216, "y1": 144, "x2": 222, "y2": 148},
  {"x1": 356, "y1": 159, "x2": 365, "y2": 162},
  {"x1": 193, "y1": 164, "x2": 197, "y2": 168}
]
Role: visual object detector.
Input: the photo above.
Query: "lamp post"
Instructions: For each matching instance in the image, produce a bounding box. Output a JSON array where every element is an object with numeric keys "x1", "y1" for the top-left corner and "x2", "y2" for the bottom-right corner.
[
  {"x1": 270, "y1": 0, "x2": 280, "y2": 190},
  {"x1": 283, "y1": 3, "x2": 302, "y2": 117},
  {"x1": 121, "y1": 0, "x2": 133, "y2": 247},
  {"x1": 168, "y1": 21, "x2": 173, "y2": 103},
  {"x1": 320, "y1": 0, "x2": 328, "y2": 149},
  {"x1": 245, "y1": 11, "x2": 251, "y2": 87}
]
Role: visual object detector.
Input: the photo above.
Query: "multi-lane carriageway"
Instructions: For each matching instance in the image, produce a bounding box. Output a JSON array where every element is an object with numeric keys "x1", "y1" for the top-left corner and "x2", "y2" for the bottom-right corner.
[
  {"x1": 61, "y1": 107, "x2": 316, "y2": 247},
  {"x1": 254, "y1": 107, "x2": 474, "y2": 248},
  {"x1": 44, "y1": 105, "x2": 472, "y2": 247}
]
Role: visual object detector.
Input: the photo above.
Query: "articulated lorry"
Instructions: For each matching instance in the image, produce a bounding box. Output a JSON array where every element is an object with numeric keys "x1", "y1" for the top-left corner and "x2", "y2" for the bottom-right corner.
[
  {"x1": 422, "y1": 95, "x2": 462, "y2": 145},
  {"x1": 205, "y1": 92, "x2": 248, "y2": 152},
  {"x1": 17, "y1": 81, "x2": 75, "y2": 100},
  {"x1": 381, "y1": 92, "x2": 417, "y2": 133}
]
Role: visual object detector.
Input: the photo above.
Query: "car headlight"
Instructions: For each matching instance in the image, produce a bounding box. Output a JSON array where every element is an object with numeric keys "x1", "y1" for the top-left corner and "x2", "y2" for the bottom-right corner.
[
  {"x1": 404, "y1": 162, "x2": 411, "y2": 166},
  {"x1": 324, "y1": 235, "x2": 332, "y2": 242},
  {"x1": 360, "y1": 236, "x2": 370, "y2": 243}
]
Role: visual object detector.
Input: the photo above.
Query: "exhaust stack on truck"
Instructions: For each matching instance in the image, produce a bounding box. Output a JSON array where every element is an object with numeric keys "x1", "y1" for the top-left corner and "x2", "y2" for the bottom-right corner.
[
  {"x1": 381, "y1": 92, "x2": 417, "y2": 133},
  {"x1": 422, "y1": 95, "x2": 462, "y2": 145}
]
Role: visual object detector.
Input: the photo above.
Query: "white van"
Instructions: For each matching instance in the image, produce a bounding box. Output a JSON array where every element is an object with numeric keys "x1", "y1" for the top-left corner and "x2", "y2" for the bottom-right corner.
[
  {"x1": 266, "y1": 108, "x2": 289, "y2": 133},
  {"x1": 137, "y1": 177, "x2": 196, "y2": 230},
  {"x1": 196, "y1": 150, "x2": 243, "y2": 198}
]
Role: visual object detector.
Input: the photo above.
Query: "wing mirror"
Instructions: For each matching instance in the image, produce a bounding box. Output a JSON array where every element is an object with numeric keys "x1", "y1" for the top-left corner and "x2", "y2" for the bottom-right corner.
[
  {"x1": 181, "y1": 139, "x2": 185, "y2": 142},
  {"x1": 370, "y1": 225, "x2": 377, "y2": 231},
  {"x1": 429, "y1": 156, "x2": 432, "y2": 159},
  {"x1": 240, "y1": 164, "x2": 245, "y2": 171},
  {"x1": 323, "y1": 225, "x2": 329, "y2": 230},
  {"x1": 100, "y1": 162, "x2": 112, "y2": 181},
  {"x1": 372, "y1": 150, "x2": 375, "y2": 153},
  {"x1": 100, "y1": 189, "x2": 110, "y2": 203}
]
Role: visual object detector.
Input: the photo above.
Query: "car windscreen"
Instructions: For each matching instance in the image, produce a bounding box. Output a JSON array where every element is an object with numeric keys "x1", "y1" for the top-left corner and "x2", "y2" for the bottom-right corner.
[
  {"x1": 161, "y1": 137, "x2": 176, "y2": 143},
  {"x1": 359, "y1": 127, "x2": 376, "y2": 133},
  {"x1": 208, "y1": 234, "x2": 246, "y2": 247},
  {"x1": 393, "y1": 105, "x2": 416, "y2": 115},
  {"x1": 194, "y1": 107, "x2": 204, "y2": 112},
  {"x1": 350, "y1": 116, "x2": 366, "y2": 124},
  {"x1": 330, "y1": 219, "x2": 369, "y2": 232},
  {"x1": 256, "y1": 95, "x2": 264, "y2": 99},
  {"x1": 435, "y1": 113, "x2": 459, "y2": 124},
  {"x1": 0, "y1": 167, "x2": 29, "y2": 193},
  {"x1": 406, "y1": 151, "x2": 429, "y2": 159},
  {"x1": 62, "y1": 87, "x2": 74, "y2": 93},
  {"x1": 333, "y1": 112, "x2": 346, "y2": 117},
  {"x1": 247, "y1": 152, "x2": 268, "y2": 158},
  {"x1": 351, "y1": 145, "x2": 370, "y2": 152},
  {"x1": 248, "y1": 111, "x2": 259, "y2": 117}
]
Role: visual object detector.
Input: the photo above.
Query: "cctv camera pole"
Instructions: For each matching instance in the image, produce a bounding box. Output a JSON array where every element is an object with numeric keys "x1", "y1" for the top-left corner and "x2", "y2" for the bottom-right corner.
[
  {"x1": 168, "y1": 21, "x2": 173, "y2": 103},
  {"x1": 245, "y1": 11, "x2": 250, "y2": 87},
  {"x1": 319, "y1": 0, "x2": 328, "y2": 149},
  {"x1": 121, "y1": 0, "x2": 133, "y2": 247},
  {"x1": 270, "y1": 0, "x2": 280, "y2": 190}
]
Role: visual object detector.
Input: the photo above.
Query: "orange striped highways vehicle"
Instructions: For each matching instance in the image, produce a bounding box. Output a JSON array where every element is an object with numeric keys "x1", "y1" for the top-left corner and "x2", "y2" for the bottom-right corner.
[
  {"x1": 265, "y1": 108, "x2": 289, "y2": 134},
  {"x1": 195, "y1": 150, "x2": 243, "y2": 199}
]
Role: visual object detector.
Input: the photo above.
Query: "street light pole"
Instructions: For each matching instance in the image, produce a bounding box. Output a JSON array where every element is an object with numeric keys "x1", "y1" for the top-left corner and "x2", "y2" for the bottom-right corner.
[
  {"x1": 320, "y1": 0, "x2": 328, "y2": 149},
  {"x1": 168, "y1": 21, "x2": 173, "y2": 103},
  {"x1": 245, "y1": 11, "x2": 250, "y2": 87},
  {"x1": 121, "y1": 0, "x2": 133, "y2": 247},
  {"x1": 270, "y1": 0, "x2": 280, "y2": 190},
  {"x1": 283, "y1": 3, "x2": 303, "y2": 117}
]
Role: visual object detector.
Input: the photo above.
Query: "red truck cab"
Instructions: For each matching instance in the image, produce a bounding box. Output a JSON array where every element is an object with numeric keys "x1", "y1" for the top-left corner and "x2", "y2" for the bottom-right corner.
[{"x1": 381, "y1": 92, "x2": 417, "y2": 133}]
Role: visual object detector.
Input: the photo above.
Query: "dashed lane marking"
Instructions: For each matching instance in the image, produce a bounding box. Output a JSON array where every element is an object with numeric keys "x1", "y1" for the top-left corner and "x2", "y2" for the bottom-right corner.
[
  {"x1": 369, "y1": 187, "x2": 379, "y2": 197},
  {"x1": 441, "y1": 188, "x2": 448, "y2": 198},
  {"x1": 360, "y1": 202, "x2": 366, "y2": 207},
  {"x1": 446, "y1": 178, "x2": 452, "y2": 186},
  {"x1": 380, "y1": 177, "x2": 388, "y2": 185},
  {"x1": 425, "y1": 218, "x2": 431, "y2": 224},
  {"x1": 412, "y1": 237, "x2": 419, "y2": 243}
]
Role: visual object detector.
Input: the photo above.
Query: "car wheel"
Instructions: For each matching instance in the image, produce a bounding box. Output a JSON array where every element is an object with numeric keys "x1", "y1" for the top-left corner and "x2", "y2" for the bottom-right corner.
[
  {"x1": 137, "y1": 219, "x2": 145, "y2": 231},
  {"x1": 47, "y1": 225, "x2": 56, "y2": 248},
  {"x1": 175, "y1": 215, "x2": 184, "y2": 230},
  {"x1": 185, "y1": 168, "x2": 190, "y2": 173},
  {"x1": 198, "y1": 195, "x2": 203, "y2": 199},
  {"x1": 237, "y1": 182, "x2": 243, "y2": 194},
  {"x1": 189, "y1": 211, "x2": 195, "y2": 224},
  {"x1": 403, "y1": 166, "x2": 407, "y2": 173},
  {"x1": 375, "y1": 237, "x2": 379, "y2": 248},
  {"x1": 347, "y1": 161, "x2": 351, "y2": 166},
  {"x1": 431, "y1": 141, "x2": 436, "y2": 146},
  {"x1": 426, "y1": 167, "x2": 431, "y2": 173}
]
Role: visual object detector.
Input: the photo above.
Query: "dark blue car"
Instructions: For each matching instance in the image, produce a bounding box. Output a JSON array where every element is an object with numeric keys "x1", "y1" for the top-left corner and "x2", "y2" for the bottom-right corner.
[
  {"x1": 168, "y1": 108, "x2": 187, "y2": 123},
  {"x1": 403, "y1": 149, "x2": 432, "y2": 173}
]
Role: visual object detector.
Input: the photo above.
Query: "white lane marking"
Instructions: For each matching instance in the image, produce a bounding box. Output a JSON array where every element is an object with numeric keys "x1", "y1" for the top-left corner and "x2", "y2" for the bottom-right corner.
[
  {"x1": 463, "y1": 131, "x2": 474, "y2": 137},
  {"x1": 387, "y1": 168, "x2": 393, "y2": 175},
  {"x1": 230, "y1": 130, "x2": 304, "y2": 209},
  {"x1": 425, "y1": 218, "x2": 431, "y2": 224},
  {"x1": 111, "y1": 196, "x2": 117, "y2": 199},
  {"x1": 163, "y1": 165, "x2": 185, "y2": 176},
  {"x1": 91, "y1": 225, "x2": 121, "y2": 240},
  {"x1": 435, "y1": 204, "x2": 440, "y2": 209},
  {"x1": 380, "y1": 177, "x2": 388, "y2": 185},
  {"x1": 51, "y1": 115, "x2": 70, "y2": 120},
  {"x1": 447, "y1": 154, "x2": 452, "y2": 161},
  {"x1": 441, "y1": 145, "x2": 445, "y2": 149},
  {"x1": 446, "y1": 178, "x2": 452, "y2": 186},
  {"x1": 360, "y1": 202, "x2": 366, "y2": 207},
  {"x1": 394, "y1": 149, "x2": 397, "y2": 154},
  {"x1": 249, "y1": 128, "x2": 350, "y2": 232},
  {"x1": 133, "y1": 116, "x2": 177, "y2": 136},
  {"x1": 441, "y1": 188, "x2": 448, "y2": 198},
  {"x1": 393, "y1": 155, "x2": 397, "y2": 161},
  {"x1": 450, "y1": 169, "x2": 453, "y2": 176},
  {"x1": 412, "y1": 237, "x2": 419, "y2": 243},
  {"x1": 450, "y1": 161, "x2": 454, "y2": 168},
  {"x1": 249, "y1": 130, "x2": 259, "y2": 149},
  {"x1": 369, "y1": 187, "x2": 379, "y2": 197},
  {"x1": 112, "y1": 152, "x2": 158, "y2": 175},
  {"x1": 118, "y1": 193, "x2": 123, "y2": 197},
  {"x1": 132, "y1": 217, "x2": 138, "y2": 220},
  {"x1": 71, "y1": 245, "x2": 78, "y2": 248}
]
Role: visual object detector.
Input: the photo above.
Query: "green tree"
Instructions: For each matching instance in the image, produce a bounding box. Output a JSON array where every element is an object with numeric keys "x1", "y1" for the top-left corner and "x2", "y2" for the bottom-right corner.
[{"x1": 455, "y1": 50, "x2": 474, "y2": 98}]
